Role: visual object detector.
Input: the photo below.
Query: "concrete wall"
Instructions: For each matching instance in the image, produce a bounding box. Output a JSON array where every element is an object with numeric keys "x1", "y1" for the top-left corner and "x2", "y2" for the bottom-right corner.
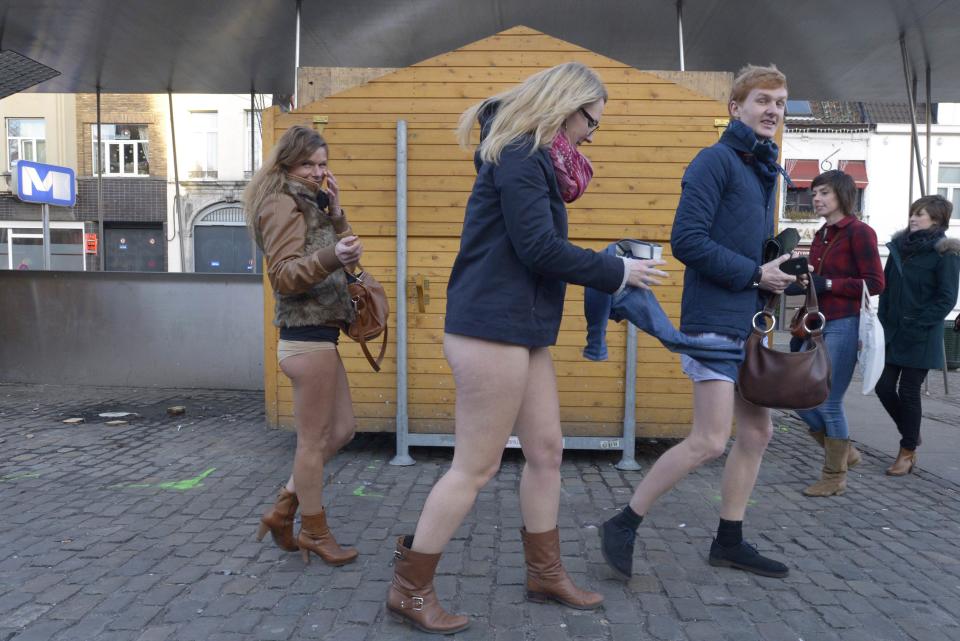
[{"x1": 0, "y1": 271, "x2": 264, "y2": 389}]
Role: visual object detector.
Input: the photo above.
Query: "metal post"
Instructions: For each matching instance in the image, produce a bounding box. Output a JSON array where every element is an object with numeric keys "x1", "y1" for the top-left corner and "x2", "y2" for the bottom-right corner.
[
  {"x1": 250, "y1": 90, "x2": 259, "y2": 272},
  {"x1": 900, "y1": 36, "x2": 926, "y2": 195},
  {"x1": 96, "y1": 87, "x2": 104, "y2": 271},
  {"x1": 390, "y1": 120, "x2": 414, "y2": 466},
  {"x1": 616, "y1": 323, "x2": 642, "y2": 470},
  {"x1": 293, "y1": 0, "x2": 301, "y2": 110},
  {"x1": 676, "y1": 0, "x2": 685, "y2": 71},
  {"x1": 925, "y1": 66, "x2": 950, "y2": 394},
  {"x1": 168, "y1": 90, "x2": 186, "y2": 272},
  {"x1": 41, "y1": 204, "x2": 51, "y2": 270}
]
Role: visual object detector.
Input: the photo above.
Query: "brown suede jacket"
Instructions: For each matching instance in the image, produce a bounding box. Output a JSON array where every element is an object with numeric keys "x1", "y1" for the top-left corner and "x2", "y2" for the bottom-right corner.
[{"x1": 255, "y1": 174, "x2": 356, "y2": 328}]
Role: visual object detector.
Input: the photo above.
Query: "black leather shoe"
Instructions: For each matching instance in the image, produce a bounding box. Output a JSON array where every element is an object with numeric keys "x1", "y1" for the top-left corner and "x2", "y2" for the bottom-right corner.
[
  {"x1": 600, "y1": 516, "x2": 636, "y2": 580},
  {"x1": 708, "y1": 539, "x2": 788, "y2": 578}
]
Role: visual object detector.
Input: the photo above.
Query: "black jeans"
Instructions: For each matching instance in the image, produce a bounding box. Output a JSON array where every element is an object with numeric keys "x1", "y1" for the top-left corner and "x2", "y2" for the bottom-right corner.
[{"x1": 874, "y1": 364, "x2": 929, "y2": 451}]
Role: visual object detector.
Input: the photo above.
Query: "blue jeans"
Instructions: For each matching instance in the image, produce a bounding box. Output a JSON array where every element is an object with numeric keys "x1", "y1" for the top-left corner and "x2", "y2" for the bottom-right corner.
[{"x1": 795, "y1": 314, "x2": 859, "y2": 439}]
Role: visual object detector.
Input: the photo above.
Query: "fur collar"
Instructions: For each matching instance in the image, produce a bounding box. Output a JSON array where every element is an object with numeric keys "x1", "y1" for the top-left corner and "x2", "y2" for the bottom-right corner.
[
  {"x1": 891, "y1": 229, "x2": 960, "y2": 255},
  {"x1": 283, "y1": 173, "x2": 321, "y2": 197},
  {"x1": 936, "y1": 236, "x2": 960, "y2": 255}
]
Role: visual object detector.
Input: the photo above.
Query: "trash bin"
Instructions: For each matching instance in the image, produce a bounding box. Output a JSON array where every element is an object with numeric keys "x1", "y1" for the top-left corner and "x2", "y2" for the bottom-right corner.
[{"x1": 946, "y1": 318, "x2": 960, "y2": 370}]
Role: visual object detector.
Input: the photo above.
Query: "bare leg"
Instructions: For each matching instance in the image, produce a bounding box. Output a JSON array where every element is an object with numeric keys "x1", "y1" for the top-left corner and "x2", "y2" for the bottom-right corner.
[
  {"x1": 515, "y1": 347, "x2": 563, "y2": 533},
  {"x1": 719, "y1": 395, "x2": 773, "y2": 521},
  {"x1": 628, "y1": 380, "x2": 735, "y2": 515},
  {"x1": 279, "y1": 349, "x2": 342, "y2": 515},
  {"x1": 411, "y1": 334, "x2": 530, "y2": 554}
]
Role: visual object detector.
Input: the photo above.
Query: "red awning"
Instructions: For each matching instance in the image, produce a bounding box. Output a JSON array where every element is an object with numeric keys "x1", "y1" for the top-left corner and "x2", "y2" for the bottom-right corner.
[
  {"x1": 786, "y1": 159, "x2": 819, "y2": 188},
  {"x1": 839, "y1": 160, "x2": 869, "y2": 187}
]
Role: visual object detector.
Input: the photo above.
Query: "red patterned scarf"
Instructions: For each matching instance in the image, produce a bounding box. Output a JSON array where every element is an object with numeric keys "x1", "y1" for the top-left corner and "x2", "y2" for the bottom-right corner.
[{"x1": 549, "y1": 131, "x2": 593, "y2": 203}]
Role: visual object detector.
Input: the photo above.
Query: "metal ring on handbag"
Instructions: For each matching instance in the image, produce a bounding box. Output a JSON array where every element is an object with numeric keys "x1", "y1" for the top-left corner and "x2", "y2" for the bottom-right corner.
[
  {"x1": 751, "y1": 311, "x2": 776, "y2": 333},
  {"x1": 802, "y1": 311, "x2": 826, "y2": 334}
]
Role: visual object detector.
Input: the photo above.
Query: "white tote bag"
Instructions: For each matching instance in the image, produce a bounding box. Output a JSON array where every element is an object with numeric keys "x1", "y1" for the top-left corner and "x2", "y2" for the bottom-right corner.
[{"x1": 858, "y1": 280, "x2": 885, "y2": 394}]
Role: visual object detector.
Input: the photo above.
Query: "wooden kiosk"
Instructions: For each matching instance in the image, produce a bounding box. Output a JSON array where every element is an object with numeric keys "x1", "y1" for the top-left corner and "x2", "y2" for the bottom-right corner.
[{"x1": 260, "y1": 27, "x2": 731, "y2": 462}]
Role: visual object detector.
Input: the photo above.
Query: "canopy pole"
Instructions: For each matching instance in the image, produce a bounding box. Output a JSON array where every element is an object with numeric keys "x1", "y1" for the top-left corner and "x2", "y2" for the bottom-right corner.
[
  {"x1": 168, "y1": 90, "x2": 186, "y2": 271},
  {"x1": 676, "y1": 0, "x2": 685, "y2": 71},
  {"x1": 96, "y1": 86, "x2": 104, "y2": 271},
  {"x1": 924, "y1": 65, "x2": 949, "y2": 395},
  {"x1": 293, "y1": 0, "x2": 301, "y2": 109},
  {"x1": 250, "y1": 89, "x2": 258, "y2": 273},
  {"x1": 900, "y1": 35, "x2": 925, "y2": 196}
]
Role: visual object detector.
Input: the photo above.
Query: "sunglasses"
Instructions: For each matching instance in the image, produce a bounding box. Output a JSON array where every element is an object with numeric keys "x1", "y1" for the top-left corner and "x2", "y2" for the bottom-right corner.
[{"x1": 578, "y1": 107, "x2": 600, "y2": 132}]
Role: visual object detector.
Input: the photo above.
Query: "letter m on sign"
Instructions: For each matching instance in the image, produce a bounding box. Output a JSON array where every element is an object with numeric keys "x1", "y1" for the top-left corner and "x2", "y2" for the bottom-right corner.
[{"x1": 13, "y1": 160, "x2": 76, "y2": 207}]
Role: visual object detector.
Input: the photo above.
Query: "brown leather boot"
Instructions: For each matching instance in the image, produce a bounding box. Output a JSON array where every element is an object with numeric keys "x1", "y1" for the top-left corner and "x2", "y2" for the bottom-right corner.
[
  {"x1": 297, "y1": 509, "x2": 358, "y2": 566},
  {"x1": 807, "y1": 430, "x2": 861, "y2": 467},
  {"x1": 886, "y1": 448, "x2": 917, "y2": 476},
  {"x1": 386, "y1": 536, "x2": 470, "y2": 635},
  {"x1": 256, "y1": 487, "x2": 299, "y2": 551},
  {"x1": 803, "y1": 437, "x2": 849, "y2": 497},
  {"x1": 521, "y1": 527, "x2": 603, "y2": 610}
]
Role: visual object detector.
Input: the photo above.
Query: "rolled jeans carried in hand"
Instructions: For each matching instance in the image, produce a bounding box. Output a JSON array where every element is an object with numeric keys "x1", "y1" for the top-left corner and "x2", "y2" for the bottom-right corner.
[{"x1": 583, "y1": 242, "x2": 743, "y2": 380}]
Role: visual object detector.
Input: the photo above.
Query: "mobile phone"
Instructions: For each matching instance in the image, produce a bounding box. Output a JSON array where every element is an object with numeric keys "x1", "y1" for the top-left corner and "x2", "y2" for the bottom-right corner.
[{"x1": 779, "y1": 256, "x2": 809, "y2": 276}]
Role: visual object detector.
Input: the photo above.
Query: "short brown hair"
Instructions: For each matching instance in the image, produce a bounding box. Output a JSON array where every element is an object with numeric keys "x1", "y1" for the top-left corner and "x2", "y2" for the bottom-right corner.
[
  {"x1": 729, "y1": 64, "x2": 787, "y2": 104},
  {"x1": 910, "y1": 194, "x2": 953, "y2": 229},
  {"x1": 811, "y1": 170, "x2": 858, "y2": 217}
]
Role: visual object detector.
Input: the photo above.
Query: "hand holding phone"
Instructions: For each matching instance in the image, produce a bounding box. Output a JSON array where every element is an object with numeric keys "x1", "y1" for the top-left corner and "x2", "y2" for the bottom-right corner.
[{"x1": 779, "y1": 256, "x2": 809, "y2": 276}]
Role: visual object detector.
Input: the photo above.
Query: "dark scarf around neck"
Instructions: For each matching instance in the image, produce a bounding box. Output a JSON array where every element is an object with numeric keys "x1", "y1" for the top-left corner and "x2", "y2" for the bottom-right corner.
[
  {"x1": 721, "y1": 118, "x2": 791, "y2": 189},
  {"x1": 896, "y1": 227, "x2": 946, "y2": 257}
]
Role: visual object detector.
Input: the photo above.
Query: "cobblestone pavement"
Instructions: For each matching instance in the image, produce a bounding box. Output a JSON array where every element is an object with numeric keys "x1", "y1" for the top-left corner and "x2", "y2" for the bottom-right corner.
[{"x1": 1, "y1": 383, "x2": 960, "y2": 641}]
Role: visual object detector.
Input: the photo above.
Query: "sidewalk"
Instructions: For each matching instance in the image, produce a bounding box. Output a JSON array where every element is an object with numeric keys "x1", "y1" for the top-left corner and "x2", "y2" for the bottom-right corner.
[{"x1": 1, "y1": 382, "x2": 959, "y2": 641}]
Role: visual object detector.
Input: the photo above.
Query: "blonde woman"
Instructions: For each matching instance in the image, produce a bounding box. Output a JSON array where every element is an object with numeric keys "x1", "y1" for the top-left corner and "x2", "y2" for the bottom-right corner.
[
  {"x1": 385, "y1": 62, "x2": 667, "y2": 634},
  {"x1": 245, "y1": 125, "x2": 363, "y2": 566}
]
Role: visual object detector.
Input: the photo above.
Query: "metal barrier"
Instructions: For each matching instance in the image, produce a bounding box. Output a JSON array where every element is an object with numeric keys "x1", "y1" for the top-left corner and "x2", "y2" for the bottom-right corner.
[{"x1": 0, "y1": 270, "x2": 263, "y2": 389}]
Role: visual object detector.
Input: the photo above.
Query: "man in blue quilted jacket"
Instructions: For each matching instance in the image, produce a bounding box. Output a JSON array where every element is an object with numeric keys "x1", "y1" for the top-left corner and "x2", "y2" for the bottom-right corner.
[{"x1": 601, "y1": 65, "x2": 799, "y2": 579}]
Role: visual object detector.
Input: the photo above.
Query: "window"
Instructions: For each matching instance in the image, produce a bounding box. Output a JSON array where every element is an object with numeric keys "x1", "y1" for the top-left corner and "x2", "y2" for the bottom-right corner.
[
  {"x1": 937, "y1": 164, "x2": 960, "y2": 206},
  {"x1": 92, "y1": 124, "x2": 149, "y2": 176},
  {"x1": 6, "y1": 118, "x2": 46, "y2": 170},
  {"x1": 786, "y1": 100, "x2": 813, "y2": 117},
  {"x1": 193, "y1": 203, "x2": 262, "y2": 273},
  {"x1": 244, "y1": 109, "x2": 263, "y2": 178},
  {"x1": 784, "y1": 187, "x2": 814, "y2": 219},
  {"x1": 189, "y1": 111, "x2": 218, "y2": 179},
  {"x1": 0, "y1": 222, "x2": 86, "y2": 271}
]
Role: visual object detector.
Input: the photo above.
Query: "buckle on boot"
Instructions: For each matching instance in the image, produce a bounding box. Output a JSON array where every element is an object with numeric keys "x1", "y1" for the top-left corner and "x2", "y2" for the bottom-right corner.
[{"x1": 412, "y1": 596, "x2": 424, "y2": 611}]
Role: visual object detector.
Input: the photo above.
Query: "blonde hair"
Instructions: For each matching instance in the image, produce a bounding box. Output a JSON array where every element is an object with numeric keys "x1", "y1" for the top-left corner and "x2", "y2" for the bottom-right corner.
[
  {"x1": 243, "y1": 125, "x2": 327, "y2": 233},
  {"x1": 729, "y1": 64, "x2": 787, "y2": 105},
  {"x1": 456, "y1": 62, "x2": 607, "y2": 164}
]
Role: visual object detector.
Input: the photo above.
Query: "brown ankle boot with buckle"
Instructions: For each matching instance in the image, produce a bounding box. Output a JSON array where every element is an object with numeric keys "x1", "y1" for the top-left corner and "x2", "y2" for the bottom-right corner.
[
  {"x1": 386, "y1": 536, "x2": 470, "y2": 635},
  {"x1": 807, "y1": 430, "x2": 861, "y2": 467},
  {"x1": 886, "y1": 448, "x2": 917, "y2": 476},
  {"x1": 297, "y1": 509, "x2": 358, "y2": 566},
  {"x1": 803, "y1": 437, "x2": 849, "y2": 497},
  {"x1": 521, "y1": 527, "x2": 604, "y2": 610},
  {"x1": 256, "y1": 487, "x2": 299, "y2": 551}
]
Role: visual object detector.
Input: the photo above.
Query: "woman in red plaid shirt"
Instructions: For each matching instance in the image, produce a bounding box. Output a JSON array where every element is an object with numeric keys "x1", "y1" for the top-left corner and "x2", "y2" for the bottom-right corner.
[{"x1": 791, "y1": 170, "x2": 884, "y2": 497}]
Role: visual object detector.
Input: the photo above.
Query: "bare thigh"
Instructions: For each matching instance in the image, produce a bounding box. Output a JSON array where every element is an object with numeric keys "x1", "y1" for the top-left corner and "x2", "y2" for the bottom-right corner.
[
  {"x1": 444, "y1": 334, "x2": 532, "y2": 482},
  {"x1": 514, "y1": 347, "x2": 563, "y2": 468},
  {"x1": 279, "y1": 348, "x2": 340, "y2": 447}
]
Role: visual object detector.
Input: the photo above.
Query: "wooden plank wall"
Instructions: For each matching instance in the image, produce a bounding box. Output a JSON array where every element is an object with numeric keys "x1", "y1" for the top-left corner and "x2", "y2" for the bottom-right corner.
[{"x1": 262, "y1": 26, "x2": 729, "y2": 437}]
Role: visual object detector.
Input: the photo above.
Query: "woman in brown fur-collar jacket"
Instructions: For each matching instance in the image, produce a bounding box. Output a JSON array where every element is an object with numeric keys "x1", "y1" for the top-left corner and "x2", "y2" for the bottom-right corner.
[{"x1": 244, "y1": 125, "x2": 363, "y2": 566}]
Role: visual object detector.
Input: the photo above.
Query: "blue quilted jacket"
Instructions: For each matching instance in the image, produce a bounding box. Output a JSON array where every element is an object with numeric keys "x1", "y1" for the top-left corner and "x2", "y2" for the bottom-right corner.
[{"x1": 671, "y1": 119, "x2": 779, "y2": 340}]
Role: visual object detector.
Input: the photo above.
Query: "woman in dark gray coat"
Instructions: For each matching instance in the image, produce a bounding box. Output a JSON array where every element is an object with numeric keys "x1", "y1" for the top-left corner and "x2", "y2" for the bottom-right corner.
[{"x1": 877, "y1": 195, "x2": 960, "y2": 475}]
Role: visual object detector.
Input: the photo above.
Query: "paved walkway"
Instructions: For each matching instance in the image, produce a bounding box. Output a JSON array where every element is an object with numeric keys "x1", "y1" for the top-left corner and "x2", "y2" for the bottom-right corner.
[{"x1": 1, "y1": 380, "x2": 959, "y2": 641}]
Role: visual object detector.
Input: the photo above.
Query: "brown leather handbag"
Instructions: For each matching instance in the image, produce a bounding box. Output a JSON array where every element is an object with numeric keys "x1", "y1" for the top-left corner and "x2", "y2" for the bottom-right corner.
[
  {"x1": 738, "y1": 284, "x2": 831, "y2": 410},
  {"x1": 345, "y1": 268, "x2": 389, "y2": 372}
]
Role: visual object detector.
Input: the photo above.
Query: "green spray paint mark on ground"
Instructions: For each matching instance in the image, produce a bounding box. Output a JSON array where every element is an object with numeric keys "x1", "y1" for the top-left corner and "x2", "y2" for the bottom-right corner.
[
  {"x1": 1, "y1": 471, "x2": 40, "y2": 482},
  {"x1": 157, "y1": 468, "x2": 216, "y2": 490},
  {"x1": 353, "y1": 485, "x2": 384, "y2": 498},
  {"x1": 110, "y1": 468, "x2": 216, "y2": 491}
]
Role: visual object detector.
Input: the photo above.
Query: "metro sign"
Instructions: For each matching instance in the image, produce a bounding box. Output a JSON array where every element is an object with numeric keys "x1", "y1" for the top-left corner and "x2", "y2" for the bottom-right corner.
[{"x1": 11, "y1": 160, "x2": 76, "y2": 207}]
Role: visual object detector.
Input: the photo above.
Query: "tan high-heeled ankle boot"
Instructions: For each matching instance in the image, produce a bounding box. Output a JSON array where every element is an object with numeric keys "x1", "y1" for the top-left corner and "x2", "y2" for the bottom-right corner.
[{"x1": 256, "y1": 487, "x2": 299, "y2": 552}]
